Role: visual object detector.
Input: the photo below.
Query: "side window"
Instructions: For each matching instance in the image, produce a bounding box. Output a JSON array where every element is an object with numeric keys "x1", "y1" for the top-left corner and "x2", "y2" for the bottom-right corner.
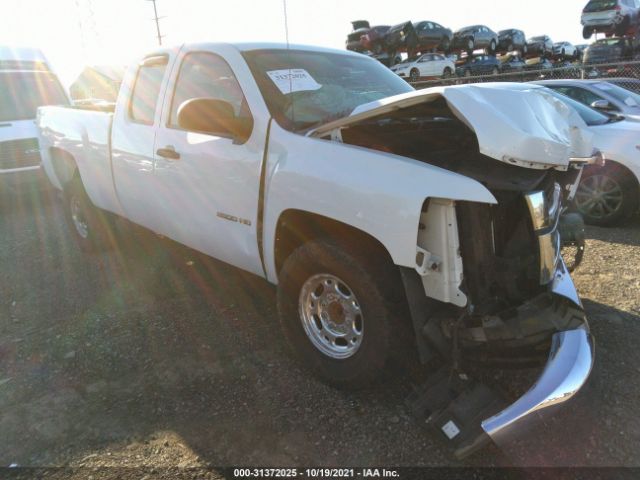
[
  {"x1": 555, "y1": 86, "x2": 604, "y2": 106},
  {"x1": 169, "y1": 52, "x2": 250, "y2": 129},
  {"x1": 129, "y1": 56, "x2": 168, "y2": 125}
]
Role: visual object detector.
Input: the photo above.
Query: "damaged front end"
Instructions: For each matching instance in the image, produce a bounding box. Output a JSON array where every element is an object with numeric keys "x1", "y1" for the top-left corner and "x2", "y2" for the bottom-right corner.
[{"x1": 311, "y1": 83, "x2": 596, "y2": 457}]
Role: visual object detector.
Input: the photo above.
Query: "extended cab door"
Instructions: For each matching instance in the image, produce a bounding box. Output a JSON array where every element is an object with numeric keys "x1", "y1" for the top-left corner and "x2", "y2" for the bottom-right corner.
[
  {"x1": 111, "y1": 53, "x2": 172, "y2": 231},
  {"x1": 151, "y1": 48, "x2": 266, "y2": 276}
]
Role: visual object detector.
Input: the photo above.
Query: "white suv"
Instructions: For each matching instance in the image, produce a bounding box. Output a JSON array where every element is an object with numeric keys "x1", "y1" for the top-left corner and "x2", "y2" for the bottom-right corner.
[{"x1": 581, "y1": 0, "x2": 640, "y2": 38}]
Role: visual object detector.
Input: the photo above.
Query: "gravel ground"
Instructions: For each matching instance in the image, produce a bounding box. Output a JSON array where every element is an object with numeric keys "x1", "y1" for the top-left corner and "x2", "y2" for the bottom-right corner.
[{"x1": 0, "y1": 186, "x2": 639, "y2": 477}]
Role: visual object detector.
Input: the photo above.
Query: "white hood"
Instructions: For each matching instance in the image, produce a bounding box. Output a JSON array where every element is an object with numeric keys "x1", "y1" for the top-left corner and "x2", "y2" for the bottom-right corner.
[{"x1": 310, "y1": 82, "x2": 595, "y2": 169}]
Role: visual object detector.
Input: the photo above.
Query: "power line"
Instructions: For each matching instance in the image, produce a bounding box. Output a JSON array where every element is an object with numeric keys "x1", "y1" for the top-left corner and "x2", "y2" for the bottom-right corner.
[{"x1": 146, "y1": 0, "x2": 165, "y2": 46}]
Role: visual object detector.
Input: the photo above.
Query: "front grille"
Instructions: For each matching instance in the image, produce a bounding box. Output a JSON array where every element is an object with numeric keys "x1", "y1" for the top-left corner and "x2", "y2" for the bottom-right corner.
[{"x1": 0, "y1": 138, "x2": 41, "y2": 170}]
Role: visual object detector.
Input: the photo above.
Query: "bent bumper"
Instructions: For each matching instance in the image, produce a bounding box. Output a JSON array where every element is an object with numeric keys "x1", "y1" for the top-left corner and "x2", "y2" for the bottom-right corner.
[{"x1": 481, "y1": 261, "x2": 594, "y2": 445}]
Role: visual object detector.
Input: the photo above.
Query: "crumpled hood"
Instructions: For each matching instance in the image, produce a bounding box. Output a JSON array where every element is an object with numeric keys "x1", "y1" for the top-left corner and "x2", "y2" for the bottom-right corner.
[{"x1": 310, "y1": 82, "x2": 594, "y2": 169}]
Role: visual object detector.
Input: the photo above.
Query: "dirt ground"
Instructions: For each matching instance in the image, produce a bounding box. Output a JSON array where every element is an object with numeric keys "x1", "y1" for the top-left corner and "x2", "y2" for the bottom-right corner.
[{"x1": 1, "y1": 186, "x2": 639, "y2": 477}]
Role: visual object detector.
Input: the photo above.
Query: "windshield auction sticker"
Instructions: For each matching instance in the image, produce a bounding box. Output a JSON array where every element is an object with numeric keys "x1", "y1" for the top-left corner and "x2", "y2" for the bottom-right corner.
[{"x1": 266, "y1": 69, "x2": 322, "y2": 95}]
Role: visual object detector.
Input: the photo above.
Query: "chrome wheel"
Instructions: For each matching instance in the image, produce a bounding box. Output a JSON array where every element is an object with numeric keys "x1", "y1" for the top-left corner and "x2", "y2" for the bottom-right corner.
[
  {"x1": 299, "y1": 274, "x2": 363, "y2": 359},
  {"x1": 575, "y1": 175, "x2": 624, "y2": 220},
  {"x1": 70, "y1": 195, "x2": 89, "y2": 239}
]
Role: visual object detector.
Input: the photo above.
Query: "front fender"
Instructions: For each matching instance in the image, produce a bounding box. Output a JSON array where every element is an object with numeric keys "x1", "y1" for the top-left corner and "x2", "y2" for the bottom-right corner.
[{"x1": 262, "y1": 122, "x2": 497, "y2": 283}]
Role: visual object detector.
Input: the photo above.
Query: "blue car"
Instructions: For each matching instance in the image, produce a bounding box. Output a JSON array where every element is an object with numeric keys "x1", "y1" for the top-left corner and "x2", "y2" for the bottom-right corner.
[{"x1": 456, "y1": 55, "x2": 501, "y2": 77}]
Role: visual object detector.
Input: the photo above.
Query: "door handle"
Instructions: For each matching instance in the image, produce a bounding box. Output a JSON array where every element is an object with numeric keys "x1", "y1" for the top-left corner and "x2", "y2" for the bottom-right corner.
[{"x1": 156, "y1": 146, "x2": 181, "y2": 160}]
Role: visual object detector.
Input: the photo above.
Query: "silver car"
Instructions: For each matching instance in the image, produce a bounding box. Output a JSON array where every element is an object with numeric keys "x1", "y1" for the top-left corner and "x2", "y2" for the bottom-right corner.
[
  {"x1": 535, "y1": 79, "x2": 640, "y2": 122},
  {"x1": 581, "y1": 0, "x2": 640, "y2": 38}
]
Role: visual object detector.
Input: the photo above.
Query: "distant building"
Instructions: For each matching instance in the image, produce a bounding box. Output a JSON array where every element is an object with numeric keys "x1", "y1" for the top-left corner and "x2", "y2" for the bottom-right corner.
[{"x1": 69, "y1": 65, "x2": 124, "y2": 102}]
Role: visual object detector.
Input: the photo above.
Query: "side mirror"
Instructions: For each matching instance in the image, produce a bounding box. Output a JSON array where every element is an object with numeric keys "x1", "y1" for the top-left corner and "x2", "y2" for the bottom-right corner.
[
  {"x1": 590, "y1": 99, "x2": 613, "y2": 111},
  {"x1": 177, "y1": 98, "x2": 252, "y2": 141}
]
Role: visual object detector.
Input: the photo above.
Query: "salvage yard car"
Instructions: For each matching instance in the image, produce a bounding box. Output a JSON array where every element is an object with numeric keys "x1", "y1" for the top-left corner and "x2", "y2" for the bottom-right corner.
[
  {"x1": 451, "y1": 25, "x2": 499, "y2": 53},
  {"x1": 497, "y1": 29, "x2": 528, "y2": 54},
  {"x1": 37, "y1": 43, "x2": 596, "y2": 458},
  {"x1": 537, "y1": 79, "x2": 640, "y2": 121},
  {"x1": 390, "y1": 53, "x2": 455, "y2": 81},
  {"x1": 1, "y1": 46, "x2": 69, "y2": 192},
  {"x1": 581, "y1": 0, "x2": 640, "y2": 38},
  {"x1": 535, "y1": 86, "x2": 640, "y2": 226},
  {"x1": 526, "y1": 35, "x2": 554, "y2": 57},
  {"x1": 456, "y1": 54, "x2": 501, "y2": 76}
]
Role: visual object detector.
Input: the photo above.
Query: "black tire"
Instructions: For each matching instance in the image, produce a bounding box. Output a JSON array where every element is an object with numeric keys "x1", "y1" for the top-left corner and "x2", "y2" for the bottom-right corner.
[
  {"x1": 441, "y1": 36, "x2": 451, "y2": 52},
  {"x1": 573, "y1": 164, "x2": 640, "y2": 227},
  {"x1": 583, "y1": 26, "x2": 592, "y2": 40},
  {"x1": 489, "y1": 39, "x2": 497, "y2": 53},
  {"x1": 409, "y1": 68, "x2": 420, "y2": 82},
  {"x1": 492, "y1": 66, "x2": 499, "y2": 75},
  {"x1": 277, "y1": 239, "x2": 406, "y2": 389},
  {"x1": 442, "y1": 67, "x2": 452, "y2": 78},
  {"x1": 616, "y1": 16, "x2": 630, "y2": 36},
  {"x1": 507, "y1": 43, "x2": 514, "y2": 52},
  {"x1": 63, "y1": 173, "x2": 116, "y2": 252},
  {"x1": 467, "y1": 38, "x2": 475, "y2": 52},
  {"x1": 522, "y1": 44, "x2": 528, "y2": 55}
]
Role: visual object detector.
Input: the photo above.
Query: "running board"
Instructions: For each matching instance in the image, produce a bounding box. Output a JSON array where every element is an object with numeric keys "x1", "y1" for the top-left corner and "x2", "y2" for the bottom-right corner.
[{"x1": 406, "y1": 368, "x2": 508, "y2": 460}]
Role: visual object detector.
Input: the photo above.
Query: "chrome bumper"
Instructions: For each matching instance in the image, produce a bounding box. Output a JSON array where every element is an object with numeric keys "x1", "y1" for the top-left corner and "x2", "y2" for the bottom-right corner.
[{"x1": 480, "y1": 261, "x2": 594, "y2": 444}]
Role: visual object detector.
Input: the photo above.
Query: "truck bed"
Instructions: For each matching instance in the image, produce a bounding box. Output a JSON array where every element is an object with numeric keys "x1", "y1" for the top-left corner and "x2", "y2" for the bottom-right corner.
[{"x1": 37, "y1": 105, "x2": 122, "y2": 215}]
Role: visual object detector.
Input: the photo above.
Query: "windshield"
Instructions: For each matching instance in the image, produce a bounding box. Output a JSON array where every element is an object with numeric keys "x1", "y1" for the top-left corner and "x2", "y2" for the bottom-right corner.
[
  {"x1": 584, "y1": 0, "x2": 618, "y2": 12},
  {"x1": 542, "y1": 88, "x2": 611, "y2": 126},
  {"x1": 594, "y1": 82, "x2": 640, "y2": 107},
  {"x1": 242, "y1": 49, "x2": 414, "y2": 132},
  {"x1": 0, "y1": 71, "x2": 68, "y2": 121}
]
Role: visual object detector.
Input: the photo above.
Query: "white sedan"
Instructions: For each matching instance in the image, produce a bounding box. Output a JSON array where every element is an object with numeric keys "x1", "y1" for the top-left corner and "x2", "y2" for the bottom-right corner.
[
  {"x1": 544, "y1": 88, "x2": 640, "y2": 226},
  {"x1": 390, "y1": 53, "x2": 455, "y2": 82}
]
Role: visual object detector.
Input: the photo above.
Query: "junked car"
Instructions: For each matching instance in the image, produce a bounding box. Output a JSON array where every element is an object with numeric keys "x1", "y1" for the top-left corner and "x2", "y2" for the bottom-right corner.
[
  {"x1": 390, "y1": 53, "x2": 455, "y2": 81},
  {"x1": 456, "y1": 54, "x2": 501, "y2": 77},
  {"x1": 37, "y1": 43, "x2": 596, "y2": 458},
  {"x1": 526, "y1": 35, "x2": 554, "y2": 57},
  {"x1": 385, "y1": 20, "x2": 453, "y2": 54},
  {"x1": 497, "y1": 29, "x2": 528, "y2": 54},
  {"x1": 553, "y1": 42, "x2": 579, "y2": 60},
  {"x1": 536, "y1": 79, "x2": 640, "y2": 122},
  {"x1": 451, "y1": 25, "x2": 499, "y2": 54},
  {"x1": 537, "y1": 86, "x2": 640, "y2": 226},
  {"x1": 581, "y1": 0, "x2": 640, "y2": 38}
]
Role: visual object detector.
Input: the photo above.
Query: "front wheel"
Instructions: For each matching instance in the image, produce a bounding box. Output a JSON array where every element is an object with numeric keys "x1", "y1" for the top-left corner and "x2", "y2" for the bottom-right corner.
[
  {"x1": 442, "y1": 67, "x2": 452, "y2": 78},
  {"x1": 409, "y1": 68, "x2": 420, "y2": 82},
  {"x1": 489, "y1": 39, "x2": 497, "y2": 53},
  {"x1": 573, "y1": 165, "x2": 639, "y2": 226},
  {"x1": 277, "y1": 239, "x2": 405, "y2": 389}
]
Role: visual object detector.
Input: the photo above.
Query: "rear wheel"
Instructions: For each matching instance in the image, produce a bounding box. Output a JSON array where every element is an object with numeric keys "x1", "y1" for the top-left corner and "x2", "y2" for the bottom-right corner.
[
  {"x1": 410, "y1": 68, "x2": 420, "y2": 82},
  {"x1": 442, "y1": 67, "x2": 452, "y2": 78},
  {"x1": 573, "y1": 165, "x2": 639, "y2": 226},
  {"x1": 63, "y1": 173, "x2": 116, "y2": 252},
  {"x1": 467, "y1": 38, "x2": 475, "y2": 52},
  {"x1": 616, "y1": 16, "x2": 630, "y2": 36},
  {"x1": 277, "y1": 239, "x2": 406, "y2": 389},
  {"x1": 440, "y1": 36, "x2": 451, "y2": 52},
  {"x1": 583, "y1": 26, "x2": 593, "y2": 40},
  {"x1": 489, "y1": 39, "x2": 497, "y2": 53}
]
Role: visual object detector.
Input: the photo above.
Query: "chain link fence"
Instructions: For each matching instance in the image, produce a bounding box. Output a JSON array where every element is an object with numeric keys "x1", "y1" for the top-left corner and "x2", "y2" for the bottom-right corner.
[{"x1": 407, "y1": 59, "x2": 640, "y2": 91}]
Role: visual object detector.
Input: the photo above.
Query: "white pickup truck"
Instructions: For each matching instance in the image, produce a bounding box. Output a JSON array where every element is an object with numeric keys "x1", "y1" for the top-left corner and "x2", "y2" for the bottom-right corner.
[{"x1": 38, "y1": 42, "x2": 597, "y2": 457}]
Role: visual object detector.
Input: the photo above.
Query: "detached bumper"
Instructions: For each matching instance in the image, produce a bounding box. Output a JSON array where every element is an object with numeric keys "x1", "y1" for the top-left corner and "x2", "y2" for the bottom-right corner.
[{"x1": 481, "y1": 262, "x2": 594, "y2": 445}]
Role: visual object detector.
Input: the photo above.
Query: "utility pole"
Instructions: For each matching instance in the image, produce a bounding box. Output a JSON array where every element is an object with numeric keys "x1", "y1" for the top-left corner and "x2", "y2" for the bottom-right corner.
[{"x1": 146, "y1": 0, "x2": 165, "y2": 46}]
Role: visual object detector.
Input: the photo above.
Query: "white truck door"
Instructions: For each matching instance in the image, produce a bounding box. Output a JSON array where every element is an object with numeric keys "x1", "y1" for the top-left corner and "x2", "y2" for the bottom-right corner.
[
  {"x1": 111, "y1": 54, "x2": 171, "y2": 231},
  {"x1": 151, "y1": 51, "x2": 265, "y2": 277}
]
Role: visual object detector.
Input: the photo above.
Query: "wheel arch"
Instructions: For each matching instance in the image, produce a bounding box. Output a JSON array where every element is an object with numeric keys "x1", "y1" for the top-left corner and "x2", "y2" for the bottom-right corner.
[
  {"x1": 274, "y1": 209, "x2": 398, "y2": 279},
  {"x1": 49, "y1": 146, "x2": 79, "y2": 188}
]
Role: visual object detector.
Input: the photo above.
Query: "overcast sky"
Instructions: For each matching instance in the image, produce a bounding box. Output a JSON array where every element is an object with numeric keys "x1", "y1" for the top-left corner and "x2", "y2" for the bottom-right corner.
[{"x1": 0, "y1": 0, "x2": 588, "y2": 86}]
